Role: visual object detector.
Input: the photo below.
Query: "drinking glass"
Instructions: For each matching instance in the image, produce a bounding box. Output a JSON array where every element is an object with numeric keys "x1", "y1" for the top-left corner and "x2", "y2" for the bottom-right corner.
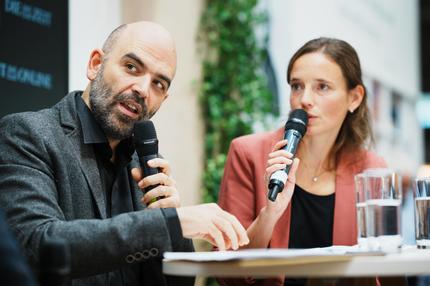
[
  {"x1": 364, "y1": 168, "x2": 402, "y2": 252},
  {"x1": 354, "y1": 173, "x2": 367, "y2": 248},
  {"x1": 414, "y1": 177, "x2": 430, "y2": 249}
]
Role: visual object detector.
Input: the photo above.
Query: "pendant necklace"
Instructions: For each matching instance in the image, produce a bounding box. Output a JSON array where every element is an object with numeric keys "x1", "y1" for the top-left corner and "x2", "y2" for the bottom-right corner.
[
  {"x1": 311, "y1": 169, "x2": 327, "y2": 182},
  {"x1": 302, "y1": 160, "x2": 327, "y2": 183}
]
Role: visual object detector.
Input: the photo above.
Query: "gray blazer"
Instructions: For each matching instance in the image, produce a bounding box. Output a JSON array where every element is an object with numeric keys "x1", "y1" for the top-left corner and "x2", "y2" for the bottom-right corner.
[{"x1": 0, "y1": 91, "x2": 194, "y2": 285}]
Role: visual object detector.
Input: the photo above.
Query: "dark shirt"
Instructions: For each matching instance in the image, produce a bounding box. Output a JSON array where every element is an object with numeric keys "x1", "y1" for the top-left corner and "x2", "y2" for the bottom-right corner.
[
  {"x1": 75, "y1": 95, "x2": 184, "y2": 285},
  {"x1": 289, "y1": 184, "x2": 335, "y2": 248},
  {"x1": 76, "y1": 94, "x2": 135, "y2": 218},
  {"x1": 285, "y1": 184, "x2": 335, "y2": 286}
]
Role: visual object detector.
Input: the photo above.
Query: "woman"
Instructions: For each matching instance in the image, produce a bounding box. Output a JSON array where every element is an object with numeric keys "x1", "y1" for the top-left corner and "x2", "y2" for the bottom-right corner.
[{"x1": 217, "y1": 38, "x2": 386, "y2": 286}]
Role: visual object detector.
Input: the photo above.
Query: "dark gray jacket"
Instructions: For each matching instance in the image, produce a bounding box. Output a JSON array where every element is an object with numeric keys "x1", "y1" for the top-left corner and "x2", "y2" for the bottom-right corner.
[{"x1": 0, "y1": 91, "x2": 194, "y2": 285}]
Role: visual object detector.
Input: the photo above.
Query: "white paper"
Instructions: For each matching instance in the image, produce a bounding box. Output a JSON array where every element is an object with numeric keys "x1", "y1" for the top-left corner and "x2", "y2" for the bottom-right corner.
[{"x1": 163, "y1": 245, "x2": 379, "y2": 262}]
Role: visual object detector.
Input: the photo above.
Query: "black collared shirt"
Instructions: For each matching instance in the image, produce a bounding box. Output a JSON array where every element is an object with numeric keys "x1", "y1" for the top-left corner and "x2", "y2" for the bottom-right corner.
[
  {"x1": 75, "y1": 95, "x2": 185, "y2": 285},
  {"x1": 76, "y1": 95, "x2": 135, "y2": 218}
]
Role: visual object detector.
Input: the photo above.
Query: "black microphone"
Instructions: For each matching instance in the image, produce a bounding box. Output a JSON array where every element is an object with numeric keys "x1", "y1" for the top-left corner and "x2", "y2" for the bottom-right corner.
[
  {"x1": 133, "y1": 120, "x2": 160, "y2": 196},
  {"x1": 268, "y1": 109, "x2": 308, "y2": 202},
  {"x1": 39, "y1": 237, "x2": 71, "y2": 286}
]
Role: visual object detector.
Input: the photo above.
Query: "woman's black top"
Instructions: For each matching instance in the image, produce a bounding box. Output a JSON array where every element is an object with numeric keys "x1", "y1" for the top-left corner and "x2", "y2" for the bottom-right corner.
[
  {"x1": 284, "y1": 184, "x2": 335, "y2": 286},
  {"x1": 288, "y1": 184, "x2": 335, "y2": 248}
]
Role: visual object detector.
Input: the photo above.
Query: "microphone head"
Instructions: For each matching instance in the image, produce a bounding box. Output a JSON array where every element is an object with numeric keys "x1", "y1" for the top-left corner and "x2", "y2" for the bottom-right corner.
[
  {"x1": 133, "y1": 120, "x2": 159, "y2": 156},
  {"x1": 285, "y1": 109, "x2": 308, "y2": 137}
]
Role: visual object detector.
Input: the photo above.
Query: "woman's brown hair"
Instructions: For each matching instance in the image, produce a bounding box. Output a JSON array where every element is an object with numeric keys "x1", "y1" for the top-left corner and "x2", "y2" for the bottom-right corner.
[{"x1": 286, "y1": 37, "x2": 373, "y2": 166}]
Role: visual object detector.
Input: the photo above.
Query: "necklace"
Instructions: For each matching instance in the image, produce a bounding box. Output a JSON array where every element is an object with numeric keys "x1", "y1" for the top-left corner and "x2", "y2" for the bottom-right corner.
[
  {"x1": 311, "y1": 171, "x2": 326, "y2": 182},
  {"x1": 302, "y1": 160, "x2": 328, "y2": 183}
]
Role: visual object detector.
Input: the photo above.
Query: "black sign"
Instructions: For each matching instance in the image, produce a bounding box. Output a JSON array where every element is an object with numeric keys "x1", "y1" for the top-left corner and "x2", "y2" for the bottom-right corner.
[{"x1": 0, "y1": 0, "x2": 68, "y2": 118}]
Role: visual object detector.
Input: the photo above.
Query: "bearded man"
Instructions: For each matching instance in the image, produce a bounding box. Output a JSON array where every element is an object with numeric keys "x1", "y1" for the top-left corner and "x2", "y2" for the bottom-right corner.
[{"x1": 0, "y1": 21, "x2": 248, "y2": 286}]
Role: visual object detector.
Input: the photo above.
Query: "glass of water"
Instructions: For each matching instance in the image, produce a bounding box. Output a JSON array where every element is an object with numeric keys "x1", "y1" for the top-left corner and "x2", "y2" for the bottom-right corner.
[
  {"x1": 414, "y1": 177, "x2": 430, "y2": 249},
  {"x1": 354, "y1": 173, "x2": 367, "y2": 248},
  {"x1": 364, "y1": 168, "x2": 402, "y2": 252}
]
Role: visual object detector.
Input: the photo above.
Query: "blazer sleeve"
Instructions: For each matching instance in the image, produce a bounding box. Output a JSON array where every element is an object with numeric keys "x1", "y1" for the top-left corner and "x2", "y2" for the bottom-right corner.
[
  {"x1": 0, "y1": 114, "x2": 191, "y2": 279},
  {"x1": 218, "y1": 138, "x2": 257, "y2": 229},
  {"x1": 217, "y1": 138, "x2": 266, "y2": 286},
  {"x1": 0, "y1": 208, "x2": 37, "y2": 286}
]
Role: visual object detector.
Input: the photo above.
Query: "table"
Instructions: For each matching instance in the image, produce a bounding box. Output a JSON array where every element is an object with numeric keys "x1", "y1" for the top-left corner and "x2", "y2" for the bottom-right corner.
[{"x1": 163, "y1": 246, "x2": 430, "y2": 278}]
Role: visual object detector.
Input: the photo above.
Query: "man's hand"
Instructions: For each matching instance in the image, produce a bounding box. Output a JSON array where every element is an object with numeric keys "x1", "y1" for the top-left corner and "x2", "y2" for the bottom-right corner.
[
  {"x1": 131, "y1": 158, "x2": 180, "y2": 209},
  {"x1": 176, "y1": 203, "x2": 249, "y2": 251}
]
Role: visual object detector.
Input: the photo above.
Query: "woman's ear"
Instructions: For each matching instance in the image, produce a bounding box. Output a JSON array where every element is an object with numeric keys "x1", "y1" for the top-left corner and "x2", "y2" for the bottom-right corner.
[
  {"x1": 348, "y1": 85, "x2": 364, "y2": 113},
  {"x1": 86, "y1": 49, "x2": 104, "y2": 81}
]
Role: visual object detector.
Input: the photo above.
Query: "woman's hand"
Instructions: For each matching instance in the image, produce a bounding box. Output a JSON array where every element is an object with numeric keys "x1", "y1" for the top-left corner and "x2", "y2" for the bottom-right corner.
[{"x1": 264, "y1": 139, "x2": 300, "y2": 218}]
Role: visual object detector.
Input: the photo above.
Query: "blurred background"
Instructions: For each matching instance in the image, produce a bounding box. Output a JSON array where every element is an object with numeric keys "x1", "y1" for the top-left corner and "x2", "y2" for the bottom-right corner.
[{"x1": 1, "y1": 0, "x2": 429, "y2": 284}]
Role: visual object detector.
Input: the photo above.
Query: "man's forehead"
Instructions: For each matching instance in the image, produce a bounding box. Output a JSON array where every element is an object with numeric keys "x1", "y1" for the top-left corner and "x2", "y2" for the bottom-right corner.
[{"x1": 111, "y1": 25, "x2": 176, "y2": 76}]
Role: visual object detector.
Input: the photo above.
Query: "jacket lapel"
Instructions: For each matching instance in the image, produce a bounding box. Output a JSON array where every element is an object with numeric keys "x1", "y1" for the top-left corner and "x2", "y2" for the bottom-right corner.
[
  {"x1": 58, "y1": 92, "x2": 107, "y2": 219},
  {"x1": 332, "y1": 151, "x2": 367, "y2": 245}
]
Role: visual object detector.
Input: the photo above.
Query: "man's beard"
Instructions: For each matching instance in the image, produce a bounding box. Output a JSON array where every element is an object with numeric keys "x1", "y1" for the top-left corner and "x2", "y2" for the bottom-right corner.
[{"x1": 89, "y1": 68, "x2": 150, "y2": 140}]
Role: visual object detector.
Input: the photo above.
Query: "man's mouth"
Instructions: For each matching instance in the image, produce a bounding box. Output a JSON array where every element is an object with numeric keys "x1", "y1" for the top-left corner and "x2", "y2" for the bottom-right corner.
[{"x1": 118, "y1": 100, "x2": 142, "y2": 118}]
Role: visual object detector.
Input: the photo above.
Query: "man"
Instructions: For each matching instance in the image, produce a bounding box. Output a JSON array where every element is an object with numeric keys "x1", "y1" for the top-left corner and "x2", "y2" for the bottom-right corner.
[{"x1": 0, "y1": 21, "x2": 248, "y2": 285}]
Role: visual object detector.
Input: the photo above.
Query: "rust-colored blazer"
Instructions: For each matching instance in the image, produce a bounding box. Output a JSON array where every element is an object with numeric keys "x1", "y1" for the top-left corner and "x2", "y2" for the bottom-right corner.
[{"x1": 218, "y1": 127, "x2": 387, "y2": 286}]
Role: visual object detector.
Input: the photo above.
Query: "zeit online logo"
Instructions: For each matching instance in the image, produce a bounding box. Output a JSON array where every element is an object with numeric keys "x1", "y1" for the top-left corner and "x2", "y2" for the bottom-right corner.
[
  {"x1": 1, "y1": 1, "x2": 55, "y2": 89},
  {"x1": 4, "y1": 0, "x2": 52, "y2": 27}
]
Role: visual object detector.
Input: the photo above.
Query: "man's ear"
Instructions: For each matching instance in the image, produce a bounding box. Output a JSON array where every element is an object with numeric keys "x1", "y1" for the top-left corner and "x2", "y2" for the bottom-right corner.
[
  {"x1": 86, "y1": 49, "x2": 104, "y2": 81},
  {"x1": 348, "y1": 85, "x2": 364, "y2": 113}
]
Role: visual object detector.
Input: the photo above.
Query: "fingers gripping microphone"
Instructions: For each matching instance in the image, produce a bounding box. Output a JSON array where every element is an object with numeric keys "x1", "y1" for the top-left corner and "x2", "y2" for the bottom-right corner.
[
  {"x1": 268, "y1": 109, "x2": 308, "y2": 202},
  {"x1": 133, "y1": 120, "x2": 159, "y2": 194}
]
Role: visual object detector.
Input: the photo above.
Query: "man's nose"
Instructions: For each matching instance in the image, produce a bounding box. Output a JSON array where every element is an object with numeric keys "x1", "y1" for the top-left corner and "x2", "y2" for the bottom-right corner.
[{"x1": 131, "y1": 75, "x2": 151, "y2": 99}]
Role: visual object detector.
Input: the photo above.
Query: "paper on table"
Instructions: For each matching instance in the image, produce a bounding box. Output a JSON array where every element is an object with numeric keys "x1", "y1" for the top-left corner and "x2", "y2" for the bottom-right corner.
[{"x1": 163, "y1": 245, "x2": 384, "y2": 262}]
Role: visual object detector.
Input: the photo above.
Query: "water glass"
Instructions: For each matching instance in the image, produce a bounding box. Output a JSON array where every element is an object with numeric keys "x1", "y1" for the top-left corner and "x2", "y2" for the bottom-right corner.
[
  {"x1": 364, "y1": 168, "x2": 402, "y2": 252},
  {"x1": 354, "y1": 173, "x2": 367, "y2": 248},
  {"x1": 414, "y1": 177, "x2": 430, "y2": 249}
]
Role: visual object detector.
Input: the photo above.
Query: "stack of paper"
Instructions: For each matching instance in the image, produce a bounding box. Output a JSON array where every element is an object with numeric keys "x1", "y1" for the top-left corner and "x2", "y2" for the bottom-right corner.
[{"x1": 164, "y1": 246, "x2": 384, "y2": 264}]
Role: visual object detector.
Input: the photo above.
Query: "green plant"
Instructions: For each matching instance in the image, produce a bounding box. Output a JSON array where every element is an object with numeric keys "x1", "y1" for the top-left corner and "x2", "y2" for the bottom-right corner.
[{"x1": 199, "y1": 0, "x2": 276, "y2": 204}]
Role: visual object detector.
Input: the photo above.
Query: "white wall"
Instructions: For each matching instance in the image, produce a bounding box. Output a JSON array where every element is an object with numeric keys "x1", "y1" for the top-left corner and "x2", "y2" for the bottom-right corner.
[
  {"x1": 268, "y1": 0, "x2": 422, "y2": 174},
  {"x1": 69, "y1": 0, "x2": 122, "y2": 91}
]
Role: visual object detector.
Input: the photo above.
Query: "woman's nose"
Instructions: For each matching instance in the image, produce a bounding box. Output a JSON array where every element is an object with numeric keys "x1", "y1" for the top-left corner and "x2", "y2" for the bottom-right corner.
[{"x1": 300, "y1": 87, "x2": 314, "y2": 108}]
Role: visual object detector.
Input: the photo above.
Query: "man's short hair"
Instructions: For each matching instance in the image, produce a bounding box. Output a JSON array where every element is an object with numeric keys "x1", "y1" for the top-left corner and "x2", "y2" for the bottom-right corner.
[{"x1": 102, "y1": 24, "x2": 128, "y2": 58}]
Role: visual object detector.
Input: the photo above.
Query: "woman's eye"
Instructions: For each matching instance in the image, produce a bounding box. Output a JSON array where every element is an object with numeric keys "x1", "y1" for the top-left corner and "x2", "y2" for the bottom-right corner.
[
  {"x1": 319, "y1": 83, "x2": 329, "y2": 91},
  {"x1": 291, "y1": 83, "x2": 302, "y2": 91}
]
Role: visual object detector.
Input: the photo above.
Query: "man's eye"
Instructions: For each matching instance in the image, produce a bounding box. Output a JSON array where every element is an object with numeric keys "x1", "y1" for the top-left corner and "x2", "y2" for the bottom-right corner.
[
  {"x1": 154, "y1": 81, "x2": 166, "y2": 91},
  {"x1": 126, "y1": 63, "x2": 137, "y2": 72}
]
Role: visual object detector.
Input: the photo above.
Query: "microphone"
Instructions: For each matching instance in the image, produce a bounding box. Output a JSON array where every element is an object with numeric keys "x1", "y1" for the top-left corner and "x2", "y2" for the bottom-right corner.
[
  {"x1": 268, "y1": 109, "x2": 308, "y2": 202},
  {"x1": 39, "y1": 237, "x2": 71, "y2": 286},
  {"x1": 133, "y1": 120, "x2": 159, "y2": 195}
]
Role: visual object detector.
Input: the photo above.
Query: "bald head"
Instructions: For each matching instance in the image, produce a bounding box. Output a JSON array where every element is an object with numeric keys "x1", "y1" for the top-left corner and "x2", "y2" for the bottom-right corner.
[{"x1": 102, "y1": 21, "x2": 177, "y2": 76}]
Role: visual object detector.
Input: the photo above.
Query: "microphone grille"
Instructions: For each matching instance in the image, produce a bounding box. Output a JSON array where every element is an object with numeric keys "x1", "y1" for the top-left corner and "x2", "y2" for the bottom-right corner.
[
  {"x1": 133, "y1": 120, "x2": 158, "y2": 156},
  {"x1": 133, "y1": 120, "x2": 157, "y2": 141},
  {"x1": 285, "y1": 109, "x2": 308, "y2": 137}
]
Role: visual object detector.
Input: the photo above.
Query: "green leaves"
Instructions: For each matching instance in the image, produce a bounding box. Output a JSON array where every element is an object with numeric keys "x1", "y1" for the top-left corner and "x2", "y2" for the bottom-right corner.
[{"x1": 199, "y1": 0, "x2": 274, "y2": 203}]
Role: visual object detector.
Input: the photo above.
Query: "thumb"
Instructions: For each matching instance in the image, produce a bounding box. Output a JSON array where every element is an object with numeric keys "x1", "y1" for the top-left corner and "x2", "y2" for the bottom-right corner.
[{"x1": 131, "y1": 167, "x2": 143, "y2": 182}]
